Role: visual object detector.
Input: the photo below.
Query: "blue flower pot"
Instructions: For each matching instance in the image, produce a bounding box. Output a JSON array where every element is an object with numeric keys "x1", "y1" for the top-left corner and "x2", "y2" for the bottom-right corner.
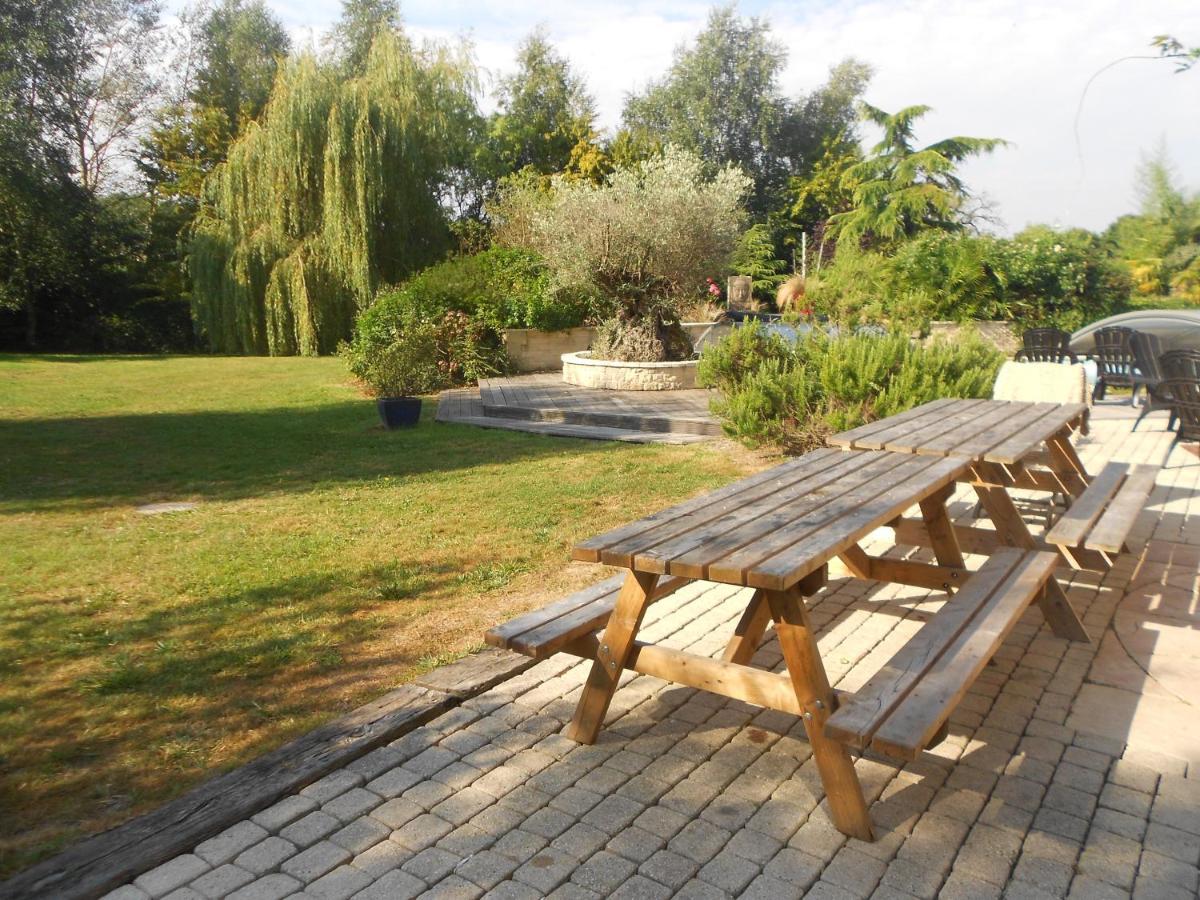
[{"x1": 377, "y1": 397, "x2": 421, "y2": 429}]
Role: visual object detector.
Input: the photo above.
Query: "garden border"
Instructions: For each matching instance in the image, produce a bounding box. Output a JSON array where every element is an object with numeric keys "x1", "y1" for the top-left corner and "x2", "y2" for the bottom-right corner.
[{"x1": 0, "y1": 649, "x2": 536, "y2": 900}]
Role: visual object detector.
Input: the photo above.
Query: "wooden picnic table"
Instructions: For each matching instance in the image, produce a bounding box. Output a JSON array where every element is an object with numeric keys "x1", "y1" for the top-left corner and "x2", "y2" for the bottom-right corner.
[
  {"x1": 488, "y1": 446, "x2": 1063, "y2": 841},
  {"x1": 829, "y1": 397, "x2": 1156, "y2": 585},
  {"x1": 487, "y1": 398, "x2": 1158, "y2": 843}
]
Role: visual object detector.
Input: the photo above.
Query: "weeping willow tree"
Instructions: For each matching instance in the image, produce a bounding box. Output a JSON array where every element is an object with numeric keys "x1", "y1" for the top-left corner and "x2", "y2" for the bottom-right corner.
[{"x1": 190, "y1": 33, "x2": 479, "y2": 354}]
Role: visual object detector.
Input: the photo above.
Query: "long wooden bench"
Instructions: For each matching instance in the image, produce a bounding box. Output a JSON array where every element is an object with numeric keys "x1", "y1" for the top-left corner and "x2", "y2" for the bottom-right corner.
[
  {"x1": 1045, "y1": 461, "x2": 1158, "y2": 568},
  {"x1": 825, "y1": 548, "x2": 1058, "y2": 761},
  {"x1": 485, "y1": 574, "x2": 688, "y2": 659}
]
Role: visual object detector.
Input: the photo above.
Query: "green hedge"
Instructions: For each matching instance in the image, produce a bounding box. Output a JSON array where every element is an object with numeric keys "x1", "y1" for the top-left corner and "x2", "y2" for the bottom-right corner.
[
  {"x1": 342, "y1": 247, "x2": 606, "y2": 393},
  {"x1": 698, "y1": 324, "x2": 1003, "y2": 453}
]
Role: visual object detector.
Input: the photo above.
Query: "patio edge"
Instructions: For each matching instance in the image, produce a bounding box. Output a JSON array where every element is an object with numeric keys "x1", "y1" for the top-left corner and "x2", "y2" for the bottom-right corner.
[{"x1": 0, "y1": 649, "x2": 536, "y2": 900}]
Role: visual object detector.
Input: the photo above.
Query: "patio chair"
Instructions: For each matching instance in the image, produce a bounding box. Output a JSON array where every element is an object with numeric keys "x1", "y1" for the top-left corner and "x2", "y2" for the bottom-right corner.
[
  {"x1": 1131, "y1": 332, "x2": 1178, "y2": 432},
  {"x1": 1160, "y1": 377, "x2": 1200, "y2": 443},
  {"x1": 1161, "y1": 349, "x2": 1200, "y2": 379},
  {"x1": 1090, "y1": 326, "x2": 1136, "y2": 402},
  {"x1": 1015, "y1": 327, "x2": 1078, "y2": 364}
]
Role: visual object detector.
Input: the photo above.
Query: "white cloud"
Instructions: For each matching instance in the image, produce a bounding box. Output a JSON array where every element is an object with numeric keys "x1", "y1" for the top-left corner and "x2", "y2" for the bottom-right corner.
[{"x1": 182, "y1": 0, "x2": 1200, "y2": 232}]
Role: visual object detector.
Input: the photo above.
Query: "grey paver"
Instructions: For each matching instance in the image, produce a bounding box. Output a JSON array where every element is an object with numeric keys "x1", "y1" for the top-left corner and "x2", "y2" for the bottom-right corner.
[
  {"x1": 191, "y1": 863, "x2": 256, "y2": 899},
  {"x1": 279, "y1": 811, "x2": 341, "y2": 849},
  {"x1": 134, "y1": 854, "x2": 211, "y2": 898},
  {"x1": 233, "y1": 837, "x2": 298, "y2": 876},
  {"x1": 252, "y1": 796, "x2": 318, "y2": 832},
  {"x1": 226, "y1": 873, "x2": 301, "y2": 900},
  {"x1": 196, "y1": 822, "x2": 270, "y2": 867},
  {"x1": 280, "y1": 840, "x2": 351, "y2": 883},
  {"x1": 351, "y1": 869, "x2": 425, "y2": 900}
]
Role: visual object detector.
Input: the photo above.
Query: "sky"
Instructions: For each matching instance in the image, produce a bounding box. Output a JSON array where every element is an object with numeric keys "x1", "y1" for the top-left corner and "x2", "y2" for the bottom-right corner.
[{"x1": 244, "y1": 0, "x2": 1199, "y2": 234}]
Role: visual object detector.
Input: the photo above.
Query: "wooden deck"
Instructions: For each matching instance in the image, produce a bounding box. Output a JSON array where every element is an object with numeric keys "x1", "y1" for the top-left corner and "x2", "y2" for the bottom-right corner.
[{"x1": 436, "y1": 373, "x2": 721, "y2": 442}]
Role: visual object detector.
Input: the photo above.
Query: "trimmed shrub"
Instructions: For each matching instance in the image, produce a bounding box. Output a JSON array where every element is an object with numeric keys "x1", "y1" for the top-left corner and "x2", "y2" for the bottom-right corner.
[{"x1": 700, "y1": 323, "x2": 1003, "y2": 453}]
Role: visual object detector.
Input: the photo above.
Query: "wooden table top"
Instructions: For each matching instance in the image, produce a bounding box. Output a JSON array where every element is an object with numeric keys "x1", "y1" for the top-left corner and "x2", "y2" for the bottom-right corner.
[
  {"x1": 572, "y1": 448, "x2": 969, "y2": 591},
  {"x1": 827, "y1": 398, "x2": 1088, "y2": 465}
]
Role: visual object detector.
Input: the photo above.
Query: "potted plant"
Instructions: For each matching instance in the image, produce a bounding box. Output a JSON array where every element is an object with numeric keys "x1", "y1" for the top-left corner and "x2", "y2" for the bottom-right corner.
[{"x1": 363, "y1": 323, "x2": 445, "y2": 429}]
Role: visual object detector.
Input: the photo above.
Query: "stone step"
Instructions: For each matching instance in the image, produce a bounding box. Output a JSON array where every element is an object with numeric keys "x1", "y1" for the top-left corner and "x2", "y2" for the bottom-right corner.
[{"x1": 478, "y1": 401, "x2": 722, "y2": 436}]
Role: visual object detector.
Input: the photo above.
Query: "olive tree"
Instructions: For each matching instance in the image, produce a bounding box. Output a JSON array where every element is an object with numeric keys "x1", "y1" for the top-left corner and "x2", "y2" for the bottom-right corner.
[{"x1": 493, "y1": 146, "x2": 750, "y2": 361}]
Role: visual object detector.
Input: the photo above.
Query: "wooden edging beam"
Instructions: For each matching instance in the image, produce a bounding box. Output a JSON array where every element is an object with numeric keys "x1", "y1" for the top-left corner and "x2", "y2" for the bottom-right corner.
[{"x1": 0, "y1": 649, "x2": 537, "y2": 900}]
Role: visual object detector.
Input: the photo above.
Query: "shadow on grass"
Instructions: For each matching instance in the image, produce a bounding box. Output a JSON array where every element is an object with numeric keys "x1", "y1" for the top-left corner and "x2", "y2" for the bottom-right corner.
[{"x1": 0, "y1": 399, "x2": 616, "y2": 511}]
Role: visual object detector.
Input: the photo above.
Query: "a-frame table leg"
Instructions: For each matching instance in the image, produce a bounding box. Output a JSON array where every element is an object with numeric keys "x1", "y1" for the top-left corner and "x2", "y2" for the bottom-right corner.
[
  {"x1": 1045, "y1": 426, "x2": 1090, "y2": 500},
  {"x1": 722, "y1": 589, "x2": 771, "y2": 665},
  {"x1": 919, "y1": 485, "x2": 966, "y2": 572},
  {"x1": 973, "y1": 480, "x2": 1090, "y2": 642},
  {"x1": 765, "y1": 574, "x2": 875, "y2": 841},
  {"x1": 566, "y1": 570, "x2": 659, "y2": 744}
]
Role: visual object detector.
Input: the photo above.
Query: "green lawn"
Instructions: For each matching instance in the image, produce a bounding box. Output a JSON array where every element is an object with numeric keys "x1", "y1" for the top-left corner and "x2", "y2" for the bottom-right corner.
[{"x1": 0, "y1": 355, "x2": 761, "y2": 876}]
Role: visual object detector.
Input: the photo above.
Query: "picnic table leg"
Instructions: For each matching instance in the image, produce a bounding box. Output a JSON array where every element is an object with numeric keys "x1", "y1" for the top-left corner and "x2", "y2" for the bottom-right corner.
[
  {"x1": 918, "y1": 485, "x2": 966, "y2": 571},
  {"x1": 765, "y1": 575, "x2": 875, "y2": 842},
  {"x1": 973, "y1": 481, "x2": 1090, "y2": 642},
  {"x1": 1045, "y1": 426, "x2": 1090, "y2": 500},
  {"x1": 566, "y1": 569, "x2": 659, "y2": 744},
  {"x1": 722, "y1": 589, "x2": 771, "y2": 665}
]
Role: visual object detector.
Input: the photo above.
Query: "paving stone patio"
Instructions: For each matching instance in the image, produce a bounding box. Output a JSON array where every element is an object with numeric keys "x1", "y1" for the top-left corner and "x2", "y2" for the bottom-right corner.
[{"x1": 103, "y1": 405, "x2": 1200, "y2": 900}]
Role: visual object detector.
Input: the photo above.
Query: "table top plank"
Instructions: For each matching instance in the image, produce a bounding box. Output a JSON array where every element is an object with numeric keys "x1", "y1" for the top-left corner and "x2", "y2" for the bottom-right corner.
[
  {"x1": 658, "y1": 452, "x2": 904, "y2": 580},
  {"x1": 633, "y1": 451, "x2": 883, "y2": 577},
  {"x1": 984, "y1": 402, "x2": 1087, "y2": 465},
  {"x1": 913, "y1": 401, "x2": 1049, "y2": 458},
  {"x1": 588, "y1": 449, "x2": 846, "y2": 568},
  {"x1": 883, "y1": 400, "x2": 1004, "y2": 454},
  {"x1": 572, "y1": 450, "x2": 836, "y2": 564},
  {"x1": 830, "y1": 398, "x2": 1088, "y2": 467},
  {"x1": 939, "y1": 402, "x2": 1060, "y2": 460},
  {"x1": 743, "y1": 456, "x2": 968, "y2": 590},
  {"x1": 827, "y1": 397, "x2": 960, "y2": 450},
  {"x1": 838, "y1": 399, "x2": 979, "y2": 452}
]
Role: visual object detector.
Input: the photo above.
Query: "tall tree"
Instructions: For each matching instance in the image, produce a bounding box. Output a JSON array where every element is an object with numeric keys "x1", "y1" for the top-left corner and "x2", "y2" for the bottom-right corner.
[
  {"x1": 327, "y1": 0, "x2": 400, "y2": 75},
  {"x1": 621, "y1": 8, "x2": 869, "y2": 215},
  {"x1": 490, "y1": 30, "x2": 598, "y2": 177},
  {"x1": 829, "y1": 103, "x2": 1006, "y2": 246},
  {"x1": 59, "y1": 0, "x2": 162, "y2": 194},
  {"x1": 141, "y1": 0, "x2": 290, "y2": 207},
  {"x1": 190, "y1": 33, "x2": 481, "y2": 354},
  {"x1": 622, "y1": 6, "x2": 784, "y2": 211}
]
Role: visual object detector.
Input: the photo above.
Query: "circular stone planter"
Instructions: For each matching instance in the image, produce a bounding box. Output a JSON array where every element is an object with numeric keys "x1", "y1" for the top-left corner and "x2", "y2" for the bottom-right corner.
[{"x1": 561, "y1": 351, "x2": 699, "y2": 391}]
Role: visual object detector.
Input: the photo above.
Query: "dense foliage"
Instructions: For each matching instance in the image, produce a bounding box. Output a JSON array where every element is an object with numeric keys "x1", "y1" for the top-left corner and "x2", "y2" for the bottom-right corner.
[
  {"x1": 190, "y1": 34, "x2": 479, "y2": 354},
  {"x1": 699, "y1": 323, "x2": 1003, "y2": 453},
  {"x1": 492, "y1": 147, "x2": 751, "y2": 361},
  {"x1": 805, "y1": 227, "x2": 1131, "y2": 331},
  {"x1": 341, "y1": 247, "x2": 601, "y2": 394}
]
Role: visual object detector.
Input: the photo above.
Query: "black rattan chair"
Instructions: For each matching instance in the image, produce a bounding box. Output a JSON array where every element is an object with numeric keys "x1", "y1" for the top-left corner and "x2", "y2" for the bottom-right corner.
[
  {"x1": 1131, "y1": 332, "x2": 1177, "y2": 432},
  {"x1": 1161, "y1": 377, "x2": 1200, "y2": 443},
  {"x1": 1090, "y1": 326, "x2": 1136, "y2": 402},
  {"x1": 1162, "y1": 349, "x2": 1200, "y2": 380},
  {"x1": 1015, "y1": 327, "x2": 1078, "y2": 364}
]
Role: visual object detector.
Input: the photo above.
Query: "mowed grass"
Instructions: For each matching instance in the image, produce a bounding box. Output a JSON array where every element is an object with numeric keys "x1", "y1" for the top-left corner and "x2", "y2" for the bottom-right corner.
[{"x1": 0, "y1": 354, "x2": 764, "y2": 876}]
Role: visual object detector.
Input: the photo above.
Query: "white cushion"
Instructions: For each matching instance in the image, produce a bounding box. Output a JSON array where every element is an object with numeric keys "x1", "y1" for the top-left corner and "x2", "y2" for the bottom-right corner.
[{"x1": 992, "y1": 360, "x2": 1089, "y2": 405}]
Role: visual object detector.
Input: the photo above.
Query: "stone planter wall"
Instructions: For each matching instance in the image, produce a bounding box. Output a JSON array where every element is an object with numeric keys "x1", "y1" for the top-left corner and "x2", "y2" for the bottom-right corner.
[
  {"x1": 561, "y1": 351, "x2": 700, "y2": 391},
  {"x1": 503, "y1": 322, "x2": 723, "y2": 373}
]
